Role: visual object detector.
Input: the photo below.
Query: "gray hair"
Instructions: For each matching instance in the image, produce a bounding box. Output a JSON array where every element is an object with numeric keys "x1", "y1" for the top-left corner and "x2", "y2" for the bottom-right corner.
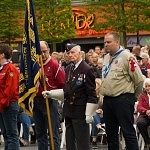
[
  {"x1": 143, "y1": 78, "x2": 150, "y2": 88},
  {"x1": 40, "y1": 41, "x2": 50, "y2": 49},
  {"x1": 73, "y1": 45, "x2": 81, "y2": 52}
]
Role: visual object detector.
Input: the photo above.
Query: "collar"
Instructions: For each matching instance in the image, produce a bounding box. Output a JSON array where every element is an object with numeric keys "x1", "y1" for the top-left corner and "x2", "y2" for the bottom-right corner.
[
  {"x1": 43, "y1": 57, "x2": 51, "y2": 66},
  {"x1": 110, "y1": 46, "x2": 124, "y2": 57},
  {"x1": 0, "y1": 61, "x2": 9, "y2": 71},
  {"x1": 74, "y1": 59, "x2": 82, "y2": 70}
]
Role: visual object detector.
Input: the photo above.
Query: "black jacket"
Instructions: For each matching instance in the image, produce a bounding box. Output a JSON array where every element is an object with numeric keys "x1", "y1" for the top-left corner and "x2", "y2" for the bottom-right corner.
[{"x1": 63, "y1": 60, "x2": 98, "y2": 119}]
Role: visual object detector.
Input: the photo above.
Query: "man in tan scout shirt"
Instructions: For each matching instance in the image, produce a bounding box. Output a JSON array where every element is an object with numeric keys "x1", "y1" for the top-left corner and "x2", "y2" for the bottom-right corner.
[{"x1": 101, "y1": 32, "x2": 144, "y2": 150}]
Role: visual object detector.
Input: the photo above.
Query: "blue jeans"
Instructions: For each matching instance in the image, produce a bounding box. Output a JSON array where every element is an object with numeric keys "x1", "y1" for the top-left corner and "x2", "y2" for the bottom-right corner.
[
  {"x1": 33, "y1": 97, "x2": 60, "y2": 150},
  {"x1": 0, "y1": 101, "x2": 20, "y2": 150},
  {"x1": 18, "y1": 111, "x2": 31, "y2": 141},
  {"x1": 91, "y1": 112, "x2": 104, "y2": 137}
]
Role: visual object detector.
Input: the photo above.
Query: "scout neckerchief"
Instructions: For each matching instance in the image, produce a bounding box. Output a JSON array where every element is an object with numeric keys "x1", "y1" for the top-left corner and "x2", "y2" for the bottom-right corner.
[{"x1": 102, "y1": 47, "x2": 124, "y2": 78}]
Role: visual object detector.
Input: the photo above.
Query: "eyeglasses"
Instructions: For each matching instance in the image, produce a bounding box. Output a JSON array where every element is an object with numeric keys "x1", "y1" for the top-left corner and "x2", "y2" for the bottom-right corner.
[{"x1": 41, "y1": 50, "x2": 49, "y2": 54}]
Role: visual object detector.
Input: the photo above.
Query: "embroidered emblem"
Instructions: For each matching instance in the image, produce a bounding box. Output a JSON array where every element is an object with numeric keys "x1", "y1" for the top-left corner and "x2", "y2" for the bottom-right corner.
[
  {"x1": 129, "y1": 57, "x2": 136, "y2": 72},
  {"x1": 76, "y1": 74, "x2": 83, "y2": 85},
  {"x1": 9, "y1": 72, "x2": 14, "y2": 77}
]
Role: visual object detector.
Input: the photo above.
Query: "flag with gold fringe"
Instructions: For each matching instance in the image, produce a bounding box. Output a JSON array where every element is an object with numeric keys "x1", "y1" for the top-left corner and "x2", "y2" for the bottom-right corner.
[{"x1": 19, "y1": 0, "x2": 41, "y2": 116}]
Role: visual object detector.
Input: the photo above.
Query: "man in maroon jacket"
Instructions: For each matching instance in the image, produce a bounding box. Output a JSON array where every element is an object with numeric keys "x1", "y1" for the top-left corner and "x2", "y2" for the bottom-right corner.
[{"x1": 33, "y1": 41, "x2": 65, "y2": 150}]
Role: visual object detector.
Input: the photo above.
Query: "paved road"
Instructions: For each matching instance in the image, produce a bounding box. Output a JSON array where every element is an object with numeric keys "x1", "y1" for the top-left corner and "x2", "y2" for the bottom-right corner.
[{"x1": 0, "y1": 143, "x2": 108, "y2": 150}]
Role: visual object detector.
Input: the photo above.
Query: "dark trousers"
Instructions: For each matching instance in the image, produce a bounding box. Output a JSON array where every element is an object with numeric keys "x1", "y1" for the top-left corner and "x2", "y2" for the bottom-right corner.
[
  {"x1": 33, "y1": 97, "x2": 60, "y2": 150},
  {"x1": 103, "y1": 93, "x2": 139, "y2": 150},
  {"x1": 65, "y1": 117, "x2": 90, "y2": 150},
  {"x1": 137, "y1": 115, "x2": 150, "y2": 145}
]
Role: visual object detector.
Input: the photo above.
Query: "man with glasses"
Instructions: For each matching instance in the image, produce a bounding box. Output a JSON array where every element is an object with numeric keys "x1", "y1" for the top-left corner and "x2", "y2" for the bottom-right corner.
[{"x1": 33, "y1": 41, "x2": 65, "y2": 150}]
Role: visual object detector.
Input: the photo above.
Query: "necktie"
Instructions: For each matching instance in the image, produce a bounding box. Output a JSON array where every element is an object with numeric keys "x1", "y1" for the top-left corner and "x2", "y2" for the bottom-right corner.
[{"x1": 68, "y1": 63, "x2": 75, "y2": 82}]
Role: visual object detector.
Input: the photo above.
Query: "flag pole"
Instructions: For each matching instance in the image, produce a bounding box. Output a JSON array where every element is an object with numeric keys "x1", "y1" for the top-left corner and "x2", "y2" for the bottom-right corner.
[
  {"x1": 25, "y1": 0, "x2": 55, "y2": 149},
  {"x1": 39, "y1": 55, "x2": 55, "y2": 150}
]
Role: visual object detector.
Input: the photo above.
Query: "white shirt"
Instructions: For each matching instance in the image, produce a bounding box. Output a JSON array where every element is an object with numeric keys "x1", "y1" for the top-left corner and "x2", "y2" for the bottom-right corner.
[{"x1": 74, "y1": 59, "x2": 82, "y2": 70}]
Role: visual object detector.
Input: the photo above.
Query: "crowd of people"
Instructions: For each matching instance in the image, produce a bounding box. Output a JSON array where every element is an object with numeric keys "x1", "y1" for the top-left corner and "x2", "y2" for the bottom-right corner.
[{"x1": 0, "y1": 32, "x2": 150, "y2": 150}]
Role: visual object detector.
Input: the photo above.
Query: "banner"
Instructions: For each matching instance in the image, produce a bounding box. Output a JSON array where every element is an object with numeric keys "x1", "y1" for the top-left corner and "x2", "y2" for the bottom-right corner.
[{"x1": 19, "y1": 0, "x2": 41, "y2": 115}]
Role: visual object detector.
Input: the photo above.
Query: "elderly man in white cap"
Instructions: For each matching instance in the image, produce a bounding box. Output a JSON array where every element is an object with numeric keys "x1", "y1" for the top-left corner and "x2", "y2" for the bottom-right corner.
[{"x1": 43, "y1": 43, "x2": 98, "y2": 150}]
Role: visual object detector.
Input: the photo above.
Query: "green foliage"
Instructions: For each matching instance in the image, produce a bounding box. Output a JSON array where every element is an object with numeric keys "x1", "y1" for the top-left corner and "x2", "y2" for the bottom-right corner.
[
  {"x1": 0, "y1": 0, "x2": 23, "y2": 43},
  {"x1": 87, "y1": 0, "x2": 150, "y2": 46},
  {"x1": 34, "y1": 0, "x2": 76, "y2": 43},
  {"x1": 89, "y1": 0, "x2": 150, "y2": 33},
  {"x1": 0, "y1": 0, "x2": 75, "y2": 44}
]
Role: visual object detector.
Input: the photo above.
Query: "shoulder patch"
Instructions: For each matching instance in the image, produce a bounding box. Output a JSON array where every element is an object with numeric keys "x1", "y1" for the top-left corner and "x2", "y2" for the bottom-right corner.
[{"x1": 129, "y1": 57, "x2": 137, "y2": 72}]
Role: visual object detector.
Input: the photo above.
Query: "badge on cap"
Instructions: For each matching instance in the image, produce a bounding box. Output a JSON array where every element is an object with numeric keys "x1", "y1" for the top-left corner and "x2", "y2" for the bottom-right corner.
[{"x1": 66, "y1": 43, "x2": 78, "y2": 52}]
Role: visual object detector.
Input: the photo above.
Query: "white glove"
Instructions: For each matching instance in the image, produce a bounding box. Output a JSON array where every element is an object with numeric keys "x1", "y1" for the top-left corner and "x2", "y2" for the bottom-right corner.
[
  {"x1": 86, "y1": 115, "x2": 93, "y2": 124},
  {"x1": 42, "y1": 89, "x2": 64, "y2": 101},
  {"x1": 42, "y1": 91, "x2": 52, "y2": 98},
  {"x1": 85, "y1": 103, "x2": 98, "y2": 124}
]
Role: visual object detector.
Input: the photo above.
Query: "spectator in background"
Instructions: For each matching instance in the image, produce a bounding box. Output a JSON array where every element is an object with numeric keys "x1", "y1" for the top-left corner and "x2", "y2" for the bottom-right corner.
[
  {"x1": 94, "y1": 46, "x2": 102, "y2": 57},
  {"x1": 51, "y1": 52, "x2": 59, "y2": 62},
  {"x1": 57, "y1": 52, "x2": 64, "y2": 65},
  {"x1": 141, "y1": 45, "x2": 150, "y2": 55},
  {"x1": 91, "y1": 52, "x2": 99, "y2": 66},
  {"x1": 17, "y1": 107, "x2": 33, "y2": 146},
  {"x1": 51, "y1": 52, "x2": 64, "y2": 65},
  {"x1": 0, "y1": 44, "x2": 20, "y2": 150},
  {"x1": 88, "y1": 48, "x2": 94, "y2": 54},
  {"x1": 132, "y1": 45, "x2": 142, "y2": 63},
  {"x1": 137, "y1": 78, "x2": 150, "y2": 149},
  {"x1": 140, "y1": 53, "x2": 150, "y2": 77},
  {"x1": 91, "y1": 102, "x2": 105, "y2": 148},
  {"x1": 80, "y1": 51, "x2": 86, "y2": 60},
  {"x1": 85, "y1": 49, "x2": 94, "y2": 64},
  {"x1": 90, "y1": 52, "x2": 102, "y2": 79},
  {"x1": 61, "y1": 52, "x2": 70, "y2": 69},
  {"x1": 101, "y1": 48, "x2": 107, "y2": 58},
  {"x1": 96, "y1": 58, "x2": 103, "y2": 79}
]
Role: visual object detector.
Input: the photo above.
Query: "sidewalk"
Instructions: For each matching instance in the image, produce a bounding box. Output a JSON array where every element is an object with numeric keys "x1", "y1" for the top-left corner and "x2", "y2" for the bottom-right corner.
[{"x1": 0, "y1": 143, "x2": 108, "y2": 150}]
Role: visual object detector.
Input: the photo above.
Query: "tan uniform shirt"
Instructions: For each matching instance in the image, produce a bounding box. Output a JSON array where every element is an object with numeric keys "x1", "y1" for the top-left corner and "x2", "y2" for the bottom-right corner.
[{"x1": 100, "y1": 49, "x2": 144, "y2": 97}]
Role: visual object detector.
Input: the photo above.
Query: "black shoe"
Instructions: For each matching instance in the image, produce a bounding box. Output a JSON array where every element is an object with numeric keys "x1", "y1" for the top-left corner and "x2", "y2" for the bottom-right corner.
[
  {"x1": 92, "y1": 141, "x2": 98, "y2": 149},
  {"x1": 30, "y1": 140, "x2": 36, "y2": 144}
]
